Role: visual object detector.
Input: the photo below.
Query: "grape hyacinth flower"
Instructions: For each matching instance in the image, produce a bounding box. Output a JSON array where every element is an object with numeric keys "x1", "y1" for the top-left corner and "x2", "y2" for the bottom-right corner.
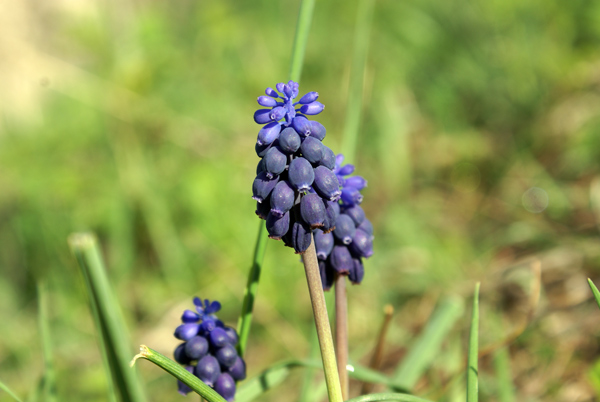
[
  {"x1": 252, "y1": 81, "x2": 341, "y2": 253},
  {"x1": 173, "y1": 297, "x2": 246, "y2": 401},
  {"x1": 315, "y1": 154, "x2": 374, "y2": 289}
]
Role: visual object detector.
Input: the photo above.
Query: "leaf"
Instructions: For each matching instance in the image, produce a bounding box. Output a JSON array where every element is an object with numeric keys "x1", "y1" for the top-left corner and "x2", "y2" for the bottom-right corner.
[{"x1": 466, "y1": 283, "x2": 480, "y2": 402}]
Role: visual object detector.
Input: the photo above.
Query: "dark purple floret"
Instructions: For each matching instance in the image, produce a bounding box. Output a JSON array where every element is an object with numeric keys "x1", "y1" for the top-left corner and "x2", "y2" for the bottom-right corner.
[
  {"x1": 333, "y1": 214, "x2": 356, "y2": 245},
  {"x1": 229, "y1": 357, "x2": 247, "y2": 381},
  {"x1": 196, "y1": 355, "x2": 221, "y2": 387},
  {"x1": 292, "y1": 115, "x2": 312, "y2": 137},
  {"x1": 291, "y1": 220, "x2": 312, "y2": 254},
  {"x1": 215, "y1": 373, "x2": 236, "y2": 402},
  {"x1": 344, "y1": 176, "x2": 367, "y2": 191},
  {"x1": 185, "y1": 336, "x2": 209, "y2": 360},
  {"x1": 319, "y1": 260, "x2": 334, "y2": 291},
  {"x1": 254, "y1": 109, "x2": 273, "y2": 124},
  {"x1": 263, "y1": 147, "x2": 287, "y2": 178},
  {"x1": 357, "y1": 218, "x2": 373, "y2": 237},
  {"x1": 348, "y1": 258, "x2": 364, "y2": 284},
  {"x1": 350, "y1": 229, "x2": 374, "y2": 258},
  {"x1": 300, "y1": 136, "x2": 324, "y2": 164},
  {"x1": 278, "y1": 127, "x2": 301, "y2": 153},
  {"x1": 322, "y1": 201, "x2": 339, "y2": 233},
  {"x1": 215, "y1": 344, "x2": 238, "y2": 369},
  {"x1": 309, "y1": 121, "x2": 326, "y2": 141},
  {"x1": 330, "y1": 245, "x2": 353, "y2": 274},
  {"x1": 341, "y1": 186, "x2": 363, "y2": 206},
  {"x1": 270, "y1": 180, "x2": 295, "y2": 217},
  {"x1": 337, "y1": 164, "x2": 355, "y2": 176},
  {"x1": 178, "y1": 366, "x2": 195, "y2": 395},
  {"x1": 319, "y1": 146, "x2": 336, "y2": 170},
  {"x1": 266, "y1": 211, "x2": 290, "y2": 240},
  {"x1": 209, "y1": 327, "x2": 230, "y2": 348},
  {"x1": 174, "y1": 323, "x2": 200, "y2": 341},
  {"x1": 314, "y1": 229, "x2": 334, "y2": 260},
  {"x1": 257, "y1": 122, "x2": 282, "y2": 146},
  {"x1": 344, "y1": 205, "x2": 365, "y2": 226},
  {"x1": 182, "y1": 309, "x2": 201, "y2": 323},
  {"x1": 288, "y1": 157, "x2": 315, "y2": 191},
  {"x1": 174, "y1": 343, "x2": 191, "y2": 364},
  {"x1": 224, "y1": 327, "x2": 239, "y2": 346},
  {"x1": 255, "y1": 140, "x2": 274, "y2": 158},
  {"x1": 300, "y1": 193, "x2": 326, "y2": 229},
  {"x1": 255, "y1": 197, "x2": 271, "y2": 220},
  {"x1": 313, "y1": 166, "x2": 341, "y2": 201},
  {"x1": 252, "y1": 171, "x2": 279, "y2": 203},
  {"x1": 256, "y1": 159, "x2": 265, "y2": 175}
]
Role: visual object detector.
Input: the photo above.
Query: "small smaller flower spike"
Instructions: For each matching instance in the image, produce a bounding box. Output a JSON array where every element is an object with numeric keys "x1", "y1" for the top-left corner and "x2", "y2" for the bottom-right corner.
[
  {"x1": 315, "y1": 154, "x2": 374, "y2": 288},
  {"x1": 251, "y1": 81, "x2": 339, "y2": 254},
  {"x1": 173, "y1": 297, "x2": 246, "y2": 400}
]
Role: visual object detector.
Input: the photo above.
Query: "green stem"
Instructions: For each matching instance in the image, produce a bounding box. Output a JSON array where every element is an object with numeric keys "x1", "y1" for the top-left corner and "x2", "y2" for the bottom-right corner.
[
  {"x1": 131, "y1": 346, "x2": 227, "y2": 402},
  {"x1": 289, "y1": 0, "x2": 317, "y2": 83},
  {"x1": 467, "y1": 283, "x2": 481, "y2": 402},
  {"x1": 237, "y1": 221, "x2": 268, "y2": 357},
  {"x1": 344, "y1": 393, "x2": 435, "y2": 402},
  {"x1": 334, "y1": 274, "x2": 349, "y2": 400},
  {"x1": 301, "y1": 236, "x2": 343, "y2": 402}
]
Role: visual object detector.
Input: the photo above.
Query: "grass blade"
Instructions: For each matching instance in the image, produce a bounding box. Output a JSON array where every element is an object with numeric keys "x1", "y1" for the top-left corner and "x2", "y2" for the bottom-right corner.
[
  {"x1": 344, "y1": 393, "x2": 435, "y2": 402},
  {"x1": 392, "y1": 296, "x2": 464, "y2": 390},
  {"x1": 588, "y1": 279, "x2": 600, "y2": 310},
  {"x1": 0, "y1": 380, "x2": 23, "y2": 402},
  {"x1": 34, "y1": 281, "x2": 57, "y2": 402},
  {"x1": 467, "y1": 283, "x2": 480, "y2": 402},
  {"x1": 236, "y1": 221, "x2": 268, "y2": 357},
  {"x1": 68, "y1": 232, "x2": 145, "y2": 402},
  {"x1": 289, "y1": 0, "x2": 317, "y2": 83},
  {"x1": 236, "y1": 360, "x2": 314, "y2": 402},
  {"x1": 131, "y1": 346, "x2": 226, "y2": 402},
  {"x1": 493, "y1": 347, "x2": 514, "y2": 402}
]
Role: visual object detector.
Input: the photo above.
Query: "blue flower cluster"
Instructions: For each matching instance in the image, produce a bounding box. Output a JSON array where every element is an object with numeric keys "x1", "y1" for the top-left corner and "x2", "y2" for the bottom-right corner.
[
  {"x1": 173, "y1": 298, "x2": 246, "y2": 401},
  {"x1": 252, "y1": 81, "x2": 341, "y2": 254},
  {"x1": 314, "y1": 154, "x2": 374, "y2": 289}
]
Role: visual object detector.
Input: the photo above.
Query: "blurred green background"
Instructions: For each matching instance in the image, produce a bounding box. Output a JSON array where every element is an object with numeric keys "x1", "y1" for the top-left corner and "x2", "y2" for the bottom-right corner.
[{"x1": 2, "y1": 0, "x2": 600, "y2": 401}]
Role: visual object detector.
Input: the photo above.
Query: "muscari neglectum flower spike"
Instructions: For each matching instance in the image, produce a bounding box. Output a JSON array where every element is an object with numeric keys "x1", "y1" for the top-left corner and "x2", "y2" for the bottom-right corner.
[
  {"x1": 251, "y1": 81, "x2": 340, "y2": 254},
  {"x1": 173, "y1": 297, "x2": 246, "y2": 400}
]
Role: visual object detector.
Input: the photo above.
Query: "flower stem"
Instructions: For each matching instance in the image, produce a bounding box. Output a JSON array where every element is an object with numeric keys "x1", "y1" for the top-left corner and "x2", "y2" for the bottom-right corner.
[
  {"x1": 302, "y1": 236, "x2": 343, "y2": 402},
  {"x1": 237, "y1": 221, "x2": 268, "y2": 357},
  {"x1": 289, "y1": 0, "x2": 317, "y2": 83},
  {"x1": 334, "y1": 274, "x2": 349, "y2": 400}
]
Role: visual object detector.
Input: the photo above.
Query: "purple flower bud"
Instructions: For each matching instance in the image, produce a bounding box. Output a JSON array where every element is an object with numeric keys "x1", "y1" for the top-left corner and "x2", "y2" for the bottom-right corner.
[
  {"x1": 343, "y1": 205, "x2": 365, "y2": 226},
  {"x1": 252, "y1": 171, "x2": 279, "y2": 203},
  {"x1": 344, "y1": 176, "x2": 367, "y2": 190},
  {"x1": 282, "y1": 84, "x2": 293, "y2": 98},
  {"x1": 313, "y1": 166, "x2": 341, "y2": 201},
  {"x1": 174, "y1": 323, "x2": 200, "y2": 341},
  {"x1": 300, "y1": 101, "x2": 324, "y2": 115},
  {"x1": 209, "y1": 327, "x2": 230, "y2": 348},
  {"x1": 291, "y1": 220, "x2": 312, "y2": 254},
  {"x1": 350, "y1": 229, "x2": 374, "y2": 258},
  {"x1": 358, "y1": 218, "x2": 373, "y2": 237},
  {"x1": 300, "y1": 136, "x2": 324, "y2": 164},
  {"x1": 292, "y1": 115, "x2": 312, "y2": 137},
  {"x1": 338, "y1": 164, "x2": 355, "y2": 176},
  {"x1": 330, "y1": 245, "x2": 353, "y2": 274},
  {"x1": 270, "y1": 180, "x2": 295, "y2": 217},
  {"x1": 255, "y1": 197, "x2": 271, "y2": 220},
  {"x1": 300, "y1": 193, "x2": 326, "y2": 229},
  {"x1": 181, "y1": 309, "x2": 200, "y2": 323},
  {"x1": 263, "y1": 147, "x2": 287, "y2": 178},
  {"x1": 195, "y1": 355, "x2": 221, "y2": 387},
  {"x1": 266, "y1": 87, "x2": 279, "y2": 97},
  {"x1": 288, "y1": 157, "x2": 315, "y2": 191},
  {"x1": 276, "y1": 82, "x2": 285, "y2": 93},
  {"x1": 257, "y1": 122, "x2": 282, "y2": 146},
  {"x1": 335, "y1": 154, "x2": 345, "y2": 167},
  {"x1": 266, "y1": 211, "x2": 290, "y2": 240},
  {"x1": 200, "y1": 319, "x2": 216, "y2": 334},
  {"x1": 257, "y1": 96, "x2": 278, "y2": 107},
  {"x1": 319, "y1": 260, "x2": 334, "y2": 291},
  {"x1": 255, "y1": 140, "x2": 275, "y2": 157},
  {"x1": 333, "y1": 214, "x2": 356, "y2": 245},
  {"x1": 341, "y1": 186, "x2": 363, "y2": 206},
  {"x1": 215, "y1": 373, "x2": 236, "y2": 402},
  {"x1": 229, "y1": 356, "x2": 247, "y2": 381},
  {"x1": 319, "y1": 146, "x2": 336, "y2": 170},
  {"x1": 254, "y1": 109, "x2": 273, "y2": 124},
  {"x1": 322, "y1": 201, "x2": 339, "y2": 233},
  {"x1": 177, "y1": 366, "x2": 194, "y2": 395},
  {"x1": 216, "y1": 344, "x2": 238, "y2": 369},
  {"x1": 256, "y1": 159, "x2": 265, "y2": 175},
  {"x1": 174, "y1": 343, "x2": 191, "y2": 364},
  {"x1": 269, "y1": 106, "x2": 286, "y2": 121},
  {"x1": 185, "y1": 335, "x2": 209, "y2": 360},
  {"x1": 314, "y1": 229, "x2": 334, "y2": 260},
  {"x1": 279, "y1": 127, "x2": 301, "y2": 153},
  {"x1": 349, "y1": 257, "x2": 364, "y2": 284},
  {"x1": 224, "y1": 327, "x2": 239, "y2": 346},
  {"x1": 299, "y1": 91, "x2": 319, "y2": 104},
  {"x1": 309, "y1": 121, "x2": 326, "y2": 141}
]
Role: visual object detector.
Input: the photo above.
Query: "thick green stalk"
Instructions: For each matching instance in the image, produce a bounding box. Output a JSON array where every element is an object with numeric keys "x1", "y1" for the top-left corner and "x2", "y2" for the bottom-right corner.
[
  {"x1": 302, "y1": 237, "x2": 343, "y2": 402},
  {"x1": 131, "y1": 346, "x2": 226, "y2": 402},
  {"x1": 289, "y1": 0, "x2": 317, "y2": 83},
  {"x1": 69, "y1": 233, "x2": 145, "y2": 402},
  {"x1": 467, "y1": 283, "x2": 481, "y2": 402},
  {"x1": 237, "y1": 221, "x2": 268, "y2": 357},
  {"x1": 334, "y1": 274, "x2": 349, "y2": 400}
]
